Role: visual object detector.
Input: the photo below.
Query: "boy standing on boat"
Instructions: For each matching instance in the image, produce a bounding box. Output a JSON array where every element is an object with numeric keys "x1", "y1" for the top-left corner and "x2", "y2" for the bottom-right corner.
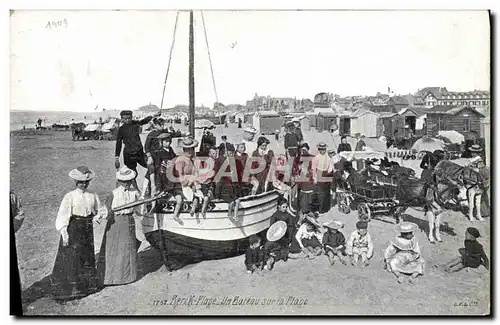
[{"x1": 114, "y1": 110, "x2": 161, "y2": 191}]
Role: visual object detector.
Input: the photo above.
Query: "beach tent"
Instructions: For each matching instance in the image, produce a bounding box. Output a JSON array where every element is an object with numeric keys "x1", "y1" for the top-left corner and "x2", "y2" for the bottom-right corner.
[{"x1": 84, "y1": 124, "x2": 100, "y2": 132}]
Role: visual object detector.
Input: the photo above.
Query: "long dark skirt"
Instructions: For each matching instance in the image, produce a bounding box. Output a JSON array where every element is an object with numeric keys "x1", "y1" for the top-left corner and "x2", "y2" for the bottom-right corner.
[
  {"x1": 315, "y1": 185, "x2": 331, "y2": 213},
  {"x1": 298, "y1": 190, "x2": 314, "y2": 213},
  {"x1": 51, "y1": 217, "x2": 97, "y2": 300},
  {"x1": 98, "y1": 213, "x2": 137, "y2": 286}
]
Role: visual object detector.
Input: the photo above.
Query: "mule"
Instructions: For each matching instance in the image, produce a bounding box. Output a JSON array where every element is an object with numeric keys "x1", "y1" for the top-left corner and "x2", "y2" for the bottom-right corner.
[{"x1": 434, "y1": 160, "x2": 489, "y2": 222}]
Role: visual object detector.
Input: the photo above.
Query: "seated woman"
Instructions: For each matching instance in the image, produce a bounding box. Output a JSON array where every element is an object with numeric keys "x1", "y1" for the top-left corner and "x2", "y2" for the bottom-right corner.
[{"x1": 384, "y1": 222, "x2": 425, "y2": 284}]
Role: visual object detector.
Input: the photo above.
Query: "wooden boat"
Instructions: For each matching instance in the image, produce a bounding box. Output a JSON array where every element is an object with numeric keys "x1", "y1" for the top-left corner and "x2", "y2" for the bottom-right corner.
[
  {"x1": 142, "y1": 190, "x2": 280, "y2": 270},
  {"x1": 117, "y1": 11, "x2": 281, "y2": 271}
]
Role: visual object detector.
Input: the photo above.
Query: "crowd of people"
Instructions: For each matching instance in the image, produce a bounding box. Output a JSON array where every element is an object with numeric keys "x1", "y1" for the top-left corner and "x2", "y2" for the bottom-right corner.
[{"x1": 11, "y1": 109, "x2": 490, "y2": 304}]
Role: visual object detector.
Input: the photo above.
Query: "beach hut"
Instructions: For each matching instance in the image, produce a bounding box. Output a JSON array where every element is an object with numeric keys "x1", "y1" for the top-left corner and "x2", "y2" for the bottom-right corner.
[
  {"x1": 379, "y1": 112, "x2": 405, "y2": 138},
  {"x1": 316, "y1": 112, "x2": 337, "y2": 132},
  {"x1": 398, "y1": 107, "x2": 419, "y2": 136},
  {"x1": 253, "y1": 111, "x2": 283, "y2": 135},
  {"x1": 350, "y1": 108, "x2": 380, "y2": 138}
]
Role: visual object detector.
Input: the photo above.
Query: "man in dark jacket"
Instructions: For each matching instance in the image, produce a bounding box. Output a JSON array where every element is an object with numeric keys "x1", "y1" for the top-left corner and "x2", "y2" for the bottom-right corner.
[
  {"x1": 284, "y1": 122, "x2": 300, "y2": 158},
  {"x1": 115, "y1": 110, "x2": 161, "y2": 191}
]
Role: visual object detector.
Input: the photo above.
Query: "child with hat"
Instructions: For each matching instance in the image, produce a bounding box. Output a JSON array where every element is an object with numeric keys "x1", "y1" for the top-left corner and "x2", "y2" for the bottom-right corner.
[
  {"x1": 383, "y1": 222, "x2": 425, "y2": 284},
  {"x1": 346, "y1": 221, "x2": 373, "y2": 267},
  {"x1": 322, "y1": 220, "x2": 348, "y2": 266},
  {"x1": 444, "y1": 227, "x2": 489, "y2": 273},
  {"x1": 293, "y1": 214, "x2": 324, "y2": 259},
  {"x1": 245, "y1": 234, "x2": 265, "y2": 273},
  {"x1": 263, "y1": 220, "x2": 290, "y2": 270}
]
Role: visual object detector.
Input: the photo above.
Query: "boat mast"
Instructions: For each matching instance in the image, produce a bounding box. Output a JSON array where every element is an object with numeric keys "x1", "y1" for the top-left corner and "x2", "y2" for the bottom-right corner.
[{"x1": 188, "y1": 10, "x2": 195, "y2": 138}]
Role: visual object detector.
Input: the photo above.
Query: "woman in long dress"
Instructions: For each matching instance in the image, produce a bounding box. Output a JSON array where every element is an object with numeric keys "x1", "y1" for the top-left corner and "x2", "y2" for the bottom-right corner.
[
  {"x1": 51, "y1": 166, "x2": 106, "y2": 300},
  {"x1": 98, "y1": 166, "x2": 144, "y2": 286},
  {"x1": 384, "y1": 222, "x2": 425, "y2": 284}
]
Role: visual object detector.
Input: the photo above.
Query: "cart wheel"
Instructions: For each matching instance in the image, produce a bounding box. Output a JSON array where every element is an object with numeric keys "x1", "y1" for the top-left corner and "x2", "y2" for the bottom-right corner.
[{"x1": 357, "y1": 203, "x2": 371, "y2": 222}]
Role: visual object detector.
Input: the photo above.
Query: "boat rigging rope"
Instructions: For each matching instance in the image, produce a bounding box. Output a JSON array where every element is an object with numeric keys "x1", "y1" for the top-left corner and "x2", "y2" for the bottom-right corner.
[
  {"x1": 200, "y1": 11, "x2": 220, "y2": 110},
  {"x1": 160, "y1": 11, "x2": 180, "y2": 109}
]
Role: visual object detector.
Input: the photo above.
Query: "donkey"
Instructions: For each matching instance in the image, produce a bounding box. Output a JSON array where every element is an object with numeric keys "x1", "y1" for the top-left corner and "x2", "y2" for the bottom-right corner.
[{"x1": 434, "y1": 160, "x2": 489, "y2": 222}]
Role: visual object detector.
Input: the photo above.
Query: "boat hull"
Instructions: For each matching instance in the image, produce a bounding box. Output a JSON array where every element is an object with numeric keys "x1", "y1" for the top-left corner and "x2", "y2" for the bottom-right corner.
[{"x1": 142, "y1": 190, "x2": 280, "y2": 269}]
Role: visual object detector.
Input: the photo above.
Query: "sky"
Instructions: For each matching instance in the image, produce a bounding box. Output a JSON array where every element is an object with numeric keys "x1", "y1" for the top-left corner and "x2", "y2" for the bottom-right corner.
[{"x1": 9, "y1": 10, "x2": 490, "y2": 112}]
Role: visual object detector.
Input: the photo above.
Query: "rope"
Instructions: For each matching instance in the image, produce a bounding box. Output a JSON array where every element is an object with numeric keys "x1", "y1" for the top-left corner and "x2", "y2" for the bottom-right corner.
[
  {"x1": 160, "y1": 11, "x2": 180, "y2": 109},
  {"x1": 200, "y1": 11, "x2": 219, "y2": 111}
]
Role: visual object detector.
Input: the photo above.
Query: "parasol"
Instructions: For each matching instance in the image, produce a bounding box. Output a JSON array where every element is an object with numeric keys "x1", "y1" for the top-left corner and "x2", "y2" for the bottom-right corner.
[
  {"x1": 194, "y1": 119, "x2": 215, "y2": 129},
  {"x1": 411, "y1": 137, "x2": 445, "y2": 153},
  {"x1": 438, "y1": 130, "x2": 465, "y2": 144}
]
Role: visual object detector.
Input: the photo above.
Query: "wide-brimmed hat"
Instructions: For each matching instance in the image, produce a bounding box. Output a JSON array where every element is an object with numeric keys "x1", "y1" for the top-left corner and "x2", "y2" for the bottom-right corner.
[
  {"x1": 395, "y1": 222, "x2": 418, "y2": 233},
  {"x1": 466, "y1": 227, "x2": 481, "y2": 238},
  {"x1": 469, "y1": 144, "x2": 483, "y2": 153},
  {"x1": 157, "y1": 132, "x2": 171, "y2": 140},
  {"x1": 244, "y1": 126, "x2": 257, "y2": 134},
  {"x1": 317, "y1": 142, "x2": 327, "y2": 150},
  {"x1": 180, "y1": 137, "x2": 199, "y2": 148},
  {"x1": 69, "y1": 166, "x2": 95, "y2": 182},
  {"x1": 371, "y1": 158, "x2": 381, "y2": 166},
  {"x1": 323, "y1": 220, "x2": 344, "y2": 230},
  {"x1": 266, "y1": 221, "x2": 287, "y2": 242},
  {"x1": 304, "y1": 213, "x2": 322, "y2": 228},
  {"x1": 120, "y1": 110, "x2": 133, "y2": 116},
  {"x1": 257, "y1": 136, "x2": 269, "y2": 146},
  {"x1": 116, "y1": 166, "x2": 137, "y2": 181},
  {"x1": 328, "y1": 148, "x2": 336, "y2": 155}
]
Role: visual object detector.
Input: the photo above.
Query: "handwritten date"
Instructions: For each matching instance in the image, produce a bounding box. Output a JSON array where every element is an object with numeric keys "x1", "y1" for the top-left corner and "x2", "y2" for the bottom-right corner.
[
  {"x1": 45, "y1": 19, "x2": 68, "y2": 29},
  {"x1": 454, "y1": 301, "x2": 479, "y2": 307}
]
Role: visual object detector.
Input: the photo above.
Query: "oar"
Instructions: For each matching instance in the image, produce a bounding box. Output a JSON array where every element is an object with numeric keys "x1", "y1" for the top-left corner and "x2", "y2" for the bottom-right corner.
[{"x1": 112, "y1": 191, "x2": 168, "y2": 212}]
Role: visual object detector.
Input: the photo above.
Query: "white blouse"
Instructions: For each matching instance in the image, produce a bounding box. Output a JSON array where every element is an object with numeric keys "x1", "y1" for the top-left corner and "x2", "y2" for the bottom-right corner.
[
  {"x1": 111, "y1": 186, "x2": 141, "y2": 215},
  {"x1": 55, "y1": 189, "x2": 103, "y2": 231}
]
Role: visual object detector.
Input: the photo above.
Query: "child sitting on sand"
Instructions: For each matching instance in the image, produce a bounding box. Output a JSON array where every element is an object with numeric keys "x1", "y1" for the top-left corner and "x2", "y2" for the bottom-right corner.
[
  {"x1": 346, "y1": 221, "x2": 373, "y2": 267},
  {"x1": 263, "y1": 220, "x2": 289, "y2": 270},
  {"x1": 294, "y1": 216, "x2": 324, "y2": 259},
  {"x1": 444, "y1": 227, "x2": 489, "y2": 273},
  {"x1": 245, "y1": 235, "x2": 264, "y2": 273},
  {"x1": 322, "y1": 220, "x2": 348, "y2": 266},
  {"x1": 384, "y1": 222, "x2": 425, "y2": 284}
]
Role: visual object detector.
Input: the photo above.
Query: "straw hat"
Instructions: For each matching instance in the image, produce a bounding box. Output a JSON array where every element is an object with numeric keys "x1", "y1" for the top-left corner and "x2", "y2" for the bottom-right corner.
[
  {"x1": 116, "y1": 166, "x2": 137, "y2": 182},
  {"x1": 323, "y1": 220, "x2": 344, "y2": 230},
  {"x1": 304, "y1": 214, "x2": 322, "y2": 228},
  {"x1": 395, "y1": 222, "x2": 418, "y2": 234},
  {"x1": 469, "y1": 144, "x2": 483, "y2": 153},
  {"x1": 180, "y1": 137, "x2": 199, "y2": 148},
  {"x1": 157, "y1": 132, "x2": 171, "y2": 140},
  {"x1": 317, "y1": 142, "x2": 327, "y2": 150},
  {"x1": 266, "y1": 221, "x2": 287, "y2": 242},
  {"x1": 69, "y1": 166, "x2": 95, "y2": 181}
]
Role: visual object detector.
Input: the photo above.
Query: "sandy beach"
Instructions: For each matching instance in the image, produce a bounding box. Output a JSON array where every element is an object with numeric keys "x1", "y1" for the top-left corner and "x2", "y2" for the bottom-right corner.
[{"x1": 11, "y1": 123, "x2": 490, "y2": 315}]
